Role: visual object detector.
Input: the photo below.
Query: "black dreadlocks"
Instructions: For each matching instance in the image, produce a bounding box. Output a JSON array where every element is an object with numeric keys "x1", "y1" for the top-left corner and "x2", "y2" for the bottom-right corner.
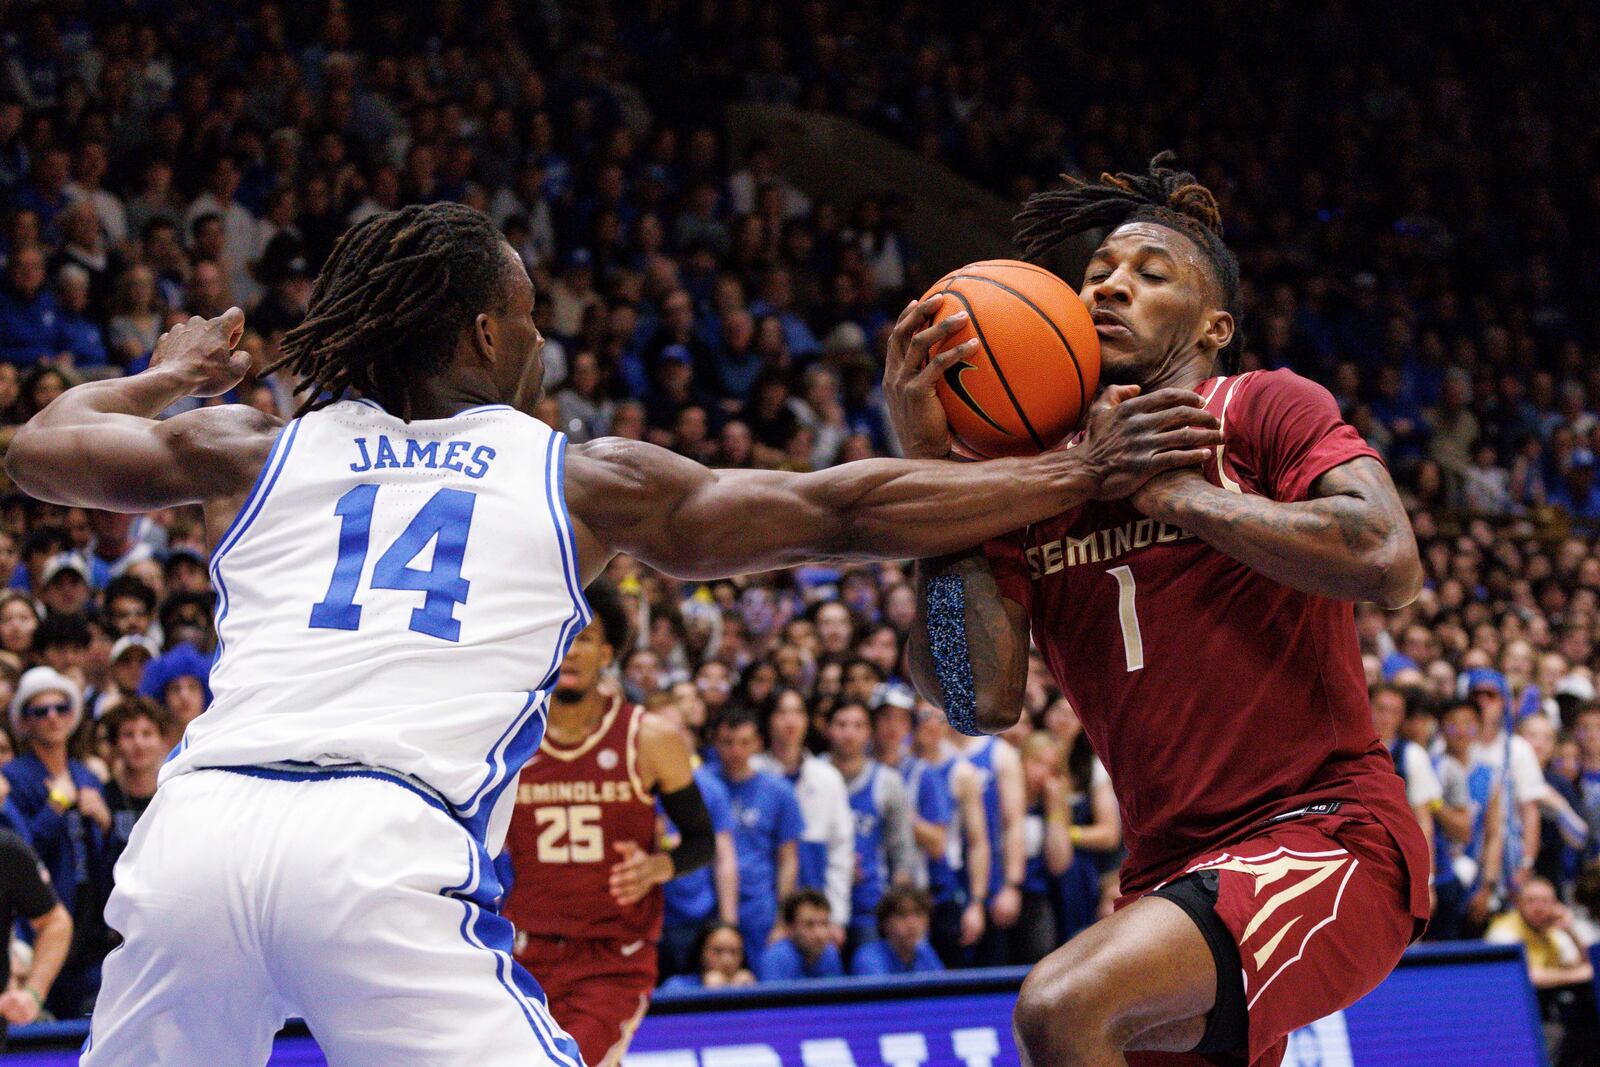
[
  {"x1": 1013, "y1": 151, "x2": 1241, "y2": 367},
  {"x1": 266, "y1": 202, "x2": 512, "y2": 419}
]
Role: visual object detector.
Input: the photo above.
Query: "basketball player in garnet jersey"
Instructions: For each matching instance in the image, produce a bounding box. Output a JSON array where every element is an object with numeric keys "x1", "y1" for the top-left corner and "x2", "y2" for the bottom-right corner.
[
  {"x1": 7, "y1": 202, "x2": 1222, "y2": 1064},
  {"x1": 887, "y1": 156, "x2": 1430, "y2": 1067},
  {"x1": 503, "y1": 580, "x2": 707, "y2": 1067}
]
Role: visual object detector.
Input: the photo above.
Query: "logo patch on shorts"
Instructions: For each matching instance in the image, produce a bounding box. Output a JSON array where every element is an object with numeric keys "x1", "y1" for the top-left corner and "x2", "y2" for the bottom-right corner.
[
  {"x1": 597, "y1": 748, "x2": 618, "y2": 771},
  {"x1": 1187, "y1": 846, "x2": 1359, "y2": 1008}
]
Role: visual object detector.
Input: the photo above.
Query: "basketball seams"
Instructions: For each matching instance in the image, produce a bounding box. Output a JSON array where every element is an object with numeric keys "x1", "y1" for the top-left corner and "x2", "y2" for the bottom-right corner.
[
  {"x1": 945, "y1": 273, "x2": 1088, "y2": 424},
  {"x1": 935, "y1": 277, "x2": 1001, "y2": 460},
  {"x1": 939, "y1": 285, "x2": 1048, "y2": 451}
]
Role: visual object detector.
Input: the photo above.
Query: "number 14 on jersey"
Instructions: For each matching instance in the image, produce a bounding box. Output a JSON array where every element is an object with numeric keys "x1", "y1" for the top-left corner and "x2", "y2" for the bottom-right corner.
[{"x1": 310, "y1": 484, "x2": 478, "y2": 642}]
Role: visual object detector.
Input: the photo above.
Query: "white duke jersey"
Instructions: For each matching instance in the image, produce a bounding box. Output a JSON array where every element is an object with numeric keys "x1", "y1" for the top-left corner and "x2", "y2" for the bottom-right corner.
[{"x1": 162, "y1": 399, "x2": 591, "y2": 853}]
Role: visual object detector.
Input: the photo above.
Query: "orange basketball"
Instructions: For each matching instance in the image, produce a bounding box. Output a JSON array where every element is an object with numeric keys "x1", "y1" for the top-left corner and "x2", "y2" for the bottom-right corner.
[{"x1": 922, "y1": 259, "x2": 1100, "y2": 458}]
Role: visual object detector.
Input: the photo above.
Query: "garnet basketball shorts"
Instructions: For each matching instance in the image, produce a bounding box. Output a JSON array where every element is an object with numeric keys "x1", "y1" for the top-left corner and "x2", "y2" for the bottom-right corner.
[
  {"x1": 1124, "y1": 809, "x2": 1417, "y2": 1067},
  {"x1": 516, "y1": 932, "x2": 658, "y2": 1067}
]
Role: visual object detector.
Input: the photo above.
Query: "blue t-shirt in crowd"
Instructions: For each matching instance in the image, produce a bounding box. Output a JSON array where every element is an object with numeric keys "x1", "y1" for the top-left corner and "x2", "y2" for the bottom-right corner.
[
  {"x1": 663, "y1": 765, "x2": 734, "y2": 926},
  {"x1": 924, "y1": 756, "x2": 965, "y2": 905},
  {"x1": 0, "y1": 287, "x2": 68, "y2": 365},
  {"x1": 658, "y1": 973, "x2": 707, "y2": 992},
  {"x1": 59, "y1": 311, "x2": 107, "y2": 367},
  {"x1": 964, "y1": 738, "x2": 1006, "y2": 897},
  {"x1": 719, "y1": 766, "x2": 803, "y2": 956},
  {"x1": 846, "y1": 762, "x2": 891, "y2": 929},
  {"x1": 3, "y1": 751, "x2": 105, "y2": 915},
  {"x1": 849, "y1": 938, "x2": 943, "y2": 976},
  {"x1": 755, "y1": 937, "x2": 843, "y2": 981}
]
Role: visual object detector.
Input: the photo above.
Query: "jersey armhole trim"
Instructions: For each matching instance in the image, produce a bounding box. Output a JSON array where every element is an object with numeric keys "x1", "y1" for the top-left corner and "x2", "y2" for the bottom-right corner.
[
  {"x1": 209, "y1": 417, "x2": 302, "y2": 575},
  {"x1": 625, "y1": 704, "x2": 649, "y2": 801},
  {"x1": 549, "y1": 432, "x2": 594, "y2": 631},
  {"x1": 208, "y1": 418, "x2": 302, "y2": 658}
]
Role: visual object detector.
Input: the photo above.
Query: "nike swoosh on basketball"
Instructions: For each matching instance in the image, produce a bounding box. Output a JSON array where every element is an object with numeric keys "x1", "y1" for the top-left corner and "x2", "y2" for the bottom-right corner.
[{"x1": 620, "y1": 940, "x2": 645, "y2": 957}]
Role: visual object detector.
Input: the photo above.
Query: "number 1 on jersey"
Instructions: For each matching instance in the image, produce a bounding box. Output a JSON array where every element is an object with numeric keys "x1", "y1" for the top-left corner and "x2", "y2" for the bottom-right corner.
[
  {"x1": 310, "y1": 485, "x2": 477, "y2": 642},
  {"x1": 1107, "y1": 565, "x2": 1145, "y2": 672}
]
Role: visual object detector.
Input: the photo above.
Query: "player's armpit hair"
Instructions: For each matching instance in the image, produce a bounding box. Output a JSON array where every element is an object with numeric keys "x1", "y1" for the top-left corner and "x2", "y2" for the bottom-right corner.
[{"x1": 660, "y1": 780, "x2": 714, "y2": 877}]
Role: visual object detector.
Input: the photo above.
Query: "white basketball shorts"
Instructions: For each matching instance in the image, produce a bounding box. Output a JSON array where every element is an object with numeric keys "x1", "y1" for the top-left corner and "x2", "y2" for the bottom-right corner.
[{"x1": 83, "y1": 764, "x2": 584, "y2": 1067}]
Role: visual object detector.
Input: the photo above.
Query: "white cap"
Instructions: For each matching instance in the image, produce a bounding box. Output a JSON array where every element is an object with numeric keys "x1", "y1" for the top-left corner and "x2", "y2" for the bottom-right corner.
[
  {"x1": 9, "y1": 666, "x2": 83, "y2": 734},
  {"x1": 1556, "y1": 674, "x2": 1597, "y2": 702},
  {"x1": 40, "y1": 553, "x2": 89, "y2": 588},
  {"x1": 109, "y1": 634, "x2": 159, "y2": 663}
]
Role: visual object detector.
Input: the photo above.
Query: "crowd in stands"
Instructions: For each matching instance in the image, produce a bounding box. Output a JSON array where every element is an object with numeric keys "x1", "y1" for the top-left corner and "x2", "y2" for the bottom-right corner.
[{"x1": 0, "y1": 0, "x2": 1598, "y2": 1056}]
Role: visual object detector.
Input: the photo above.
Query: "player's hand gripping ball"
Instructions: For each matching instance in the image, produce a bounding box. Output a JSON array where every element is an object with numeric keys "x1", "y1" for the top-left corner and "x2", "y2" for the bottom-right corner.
[{"x1": 921, "y1": 260, "x2": 1100, "y2": 458}]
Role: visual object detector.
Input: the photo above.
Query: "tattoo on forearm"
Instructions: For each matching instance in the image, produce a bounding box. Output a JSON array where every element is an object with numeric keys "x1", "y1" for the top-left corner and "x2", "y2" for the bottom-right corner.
[{"x1": 1172, "y1": 457, "x2": 1412, "y2": 601}]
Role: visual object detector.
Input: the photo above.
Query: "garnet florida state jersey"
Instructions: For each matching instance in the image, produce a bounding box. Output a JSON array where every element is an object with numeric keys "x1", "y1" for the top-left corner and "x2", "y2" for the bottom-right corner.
[
  {"x1": 984, "y1": 370, "x2": 1429, "y2": 922},
  {"x1": 503, "y1": 697, "x2": 664, "y2": 942}
]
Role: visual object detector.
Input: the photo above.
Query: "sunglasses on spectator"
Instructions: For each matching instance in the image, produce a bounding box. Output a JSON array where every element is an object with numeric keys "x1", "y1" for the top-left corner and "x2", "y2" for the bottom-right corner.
[{"x1": 23, "y1": 702, "x2": 73, "y2": 721}]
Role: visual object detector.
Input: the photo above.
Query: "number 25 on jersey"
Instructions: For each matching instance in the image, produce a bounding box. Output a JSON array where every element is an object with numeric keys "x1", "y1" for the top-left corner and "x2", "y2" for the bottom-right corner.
[{"x1": 310, "y1": 485, "x2": 477, "y2": 642}]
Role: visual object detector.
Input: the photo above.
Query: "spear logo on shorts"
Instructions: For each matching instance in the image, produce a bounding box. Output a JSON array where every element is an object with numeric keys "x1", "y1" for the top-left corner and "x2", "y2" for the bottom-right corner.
[{"x1": 1184, "y1": 847, "x2": 1358, "y2": 1008}]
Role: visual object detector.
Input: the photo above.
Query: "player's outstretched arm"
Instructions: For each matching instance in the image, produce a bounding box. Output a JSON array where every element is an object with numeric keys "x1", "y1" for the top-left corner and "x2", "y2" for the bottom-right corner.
[
  {"x1": 4, "y1": 309, "x2": 279, "y2": 512},
  {"x1": 1132, "y1": 456, "x2": 1423, "y2": 608},
  {"x1": 566, "y1": 418, "x2": 1211, "y2": 582}
]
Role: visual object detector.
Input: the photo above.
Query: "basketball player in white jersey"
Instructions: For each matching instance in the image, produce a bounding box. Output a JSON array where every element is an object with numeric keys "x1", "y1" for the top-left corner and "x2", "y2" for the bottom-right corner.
[{"x1": 5, "y1": 202, "x2": 1221, "y2": 1065}]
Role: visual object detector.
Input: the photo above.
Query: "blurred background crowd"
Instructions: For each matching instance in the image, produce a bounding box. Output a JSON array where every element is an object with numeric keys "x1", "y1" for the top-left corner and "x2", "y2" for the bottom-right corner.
[{"x1": 0, "y1": 0, "x2": 1598, "y2": 1057}]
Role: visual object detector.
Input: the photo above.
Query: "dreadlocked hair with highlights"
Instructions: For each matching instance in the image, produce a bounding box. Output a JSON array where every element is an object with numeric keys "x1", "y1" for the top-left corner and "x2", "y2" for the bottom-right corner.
[
  {"x1": 1013, "y1": 151, "x2": 1241, "y2": 365},
  {"x1": 266, "y1": 202, "x2": 512, "y2": 419}
]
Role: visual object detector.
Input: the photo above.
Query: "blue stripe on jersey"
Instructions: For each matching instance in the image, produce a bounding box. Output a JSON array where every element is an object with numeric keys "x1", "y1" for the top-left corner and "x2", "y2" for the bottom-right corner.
[
  {"x1": 457, "y1": 901, "x2": 582, "y2": 1067},
  {"x1": 443, "y1": 823, "x2": 583, "y2": 1067},
  {"x1": 210, "y1": 419, "x2": 302, "y2": 658},
  {"x1": 209, "y1": 418, "x2": 301, "y2": 575},
  {"x1": 457, "y1": 433, "x2": 590, "y2": 835},
  {"x1": 214, "y1": 762, "x2": 453, "y2": 817}
]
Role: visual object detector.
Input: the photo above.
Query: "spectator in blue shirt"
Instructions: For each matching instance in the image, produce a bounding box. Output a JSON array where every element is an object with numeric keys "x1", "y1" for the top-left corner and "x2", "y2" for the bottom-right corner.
[
  {"x1": 824, "y1": 700, "x2": 916, "y2": 947},
  {"x1": 52, "y1": 264, "x2": 107, "y2": 370},
  {"x1": 873, "y1": 695, "x2": 955, "y2": 890},
  {"x1": 713, "y1": 706, "x2": 801, "y2": 969},
  {"x1": 4, "y1": 667, "x2": 109, "y2": 1017},
  {"x1": 756, "y1": 889, "x2": 843, "y2": 981},
  {"x1": 656, "y1": 696, "x2": 739, "y2": 978},
  {"x1": 0, "y1": 245, "x2": 69, "y2": 366},
  {"x1": 850, "y1": 886, "x2": 944, "y2": 977}
]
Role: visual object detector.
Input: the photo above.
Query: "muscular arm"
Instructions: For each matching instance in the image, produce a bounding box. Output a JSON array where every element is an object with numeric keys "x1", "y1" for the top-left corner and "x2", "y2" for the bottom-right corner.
[
  {"x1": 1133, "y1": 457, "x2": 1423, "y2": 608},
  {"x1": 1075, "y1": 776, "x2": 1122, "y2": 852},
  {"x1": 995, "y1": 742, "x2": 1027, "y2": 889},
  {"x1": 1530, "y1": 960, "x2": 1595, "y2": 990},
  {"x1": 1435, "y1": 802, "x2": 1473, "y2": 844},
  {"x1": 566, "y1": 435, "x2": 1102, "y2": 582},
  {"x1": 905, "y1": 553, "x2": 1030, "y2": 733},
  {"x1": 1519, "y1": 799, "x2": 1540, "y2": 874},
  {"x1": 956, "y1": 764, "x2": 991, "y2": 905},
  {"x1": 4, "y1": 310, "x2": 276, "y2": 513},
  {"x1": 1043, "y1": 787, "x2": 1074, "y2": 878},
  {"x1": 22, "y1": 903, "x2": 71, "y2": 1003},
  {"x1": 911, "y1": 806, "x2": 948, "y2": 860},
  {"x1": 1414, "y1": 803, "x2": 1436, "y2": 885},
  {"x1": 775, "y1": 839, "x2": 798, "y2": 903},
  {"x1": 1480, "y1": 787, "x2": 1505, "y2": 892},
  {"x1": 713, "y1": 831, "x2": 739, "y2": 925}
]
